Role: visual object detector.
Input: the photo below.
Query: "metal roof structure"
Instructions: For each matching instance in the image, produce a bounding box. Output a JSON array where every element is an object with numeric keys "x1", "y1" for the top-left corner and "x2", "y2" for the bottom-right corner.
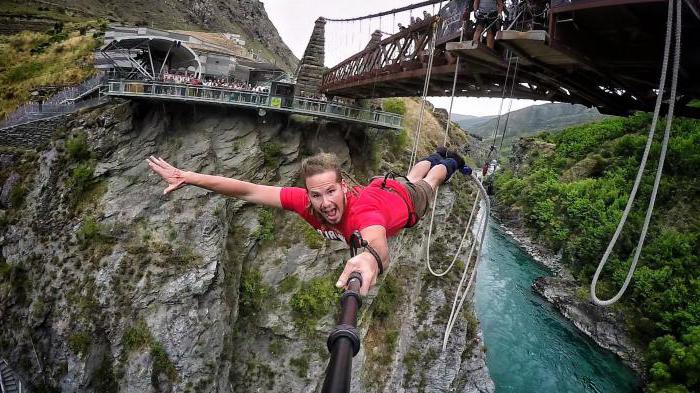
[{"x1": 100, "y1": 36, "x2": 202, "y2": 79}]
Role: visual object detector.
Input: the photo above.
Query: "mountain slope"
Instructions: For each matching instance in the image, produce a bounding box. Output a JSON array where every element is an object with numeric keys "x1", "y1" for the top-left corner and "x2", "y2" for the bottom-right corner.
[
  {"x1": 455, "y1": 103, "x2": 608, "y2": 139},
  {"x1": 4, "y1": 0, "x2": 298, "y2": 72},
  {"x1": 451, "y1": 114, "x2": 497, "y2": 131}
]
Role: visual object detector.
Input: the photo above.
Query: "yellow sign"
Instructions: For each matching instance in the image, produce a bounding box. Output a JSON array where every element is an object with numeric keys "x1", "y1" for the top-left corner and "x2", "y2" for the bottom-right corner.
[{"x1": 270, "y1": 97, "x2": 282, "y2": 108}]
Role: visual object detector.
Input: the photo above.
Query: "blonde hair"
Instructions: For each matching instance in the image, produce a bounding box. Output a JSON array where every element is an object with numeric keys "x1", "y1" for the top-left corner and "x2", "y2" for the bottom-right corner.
[{"x1": 300, "y1": 152, "x2": 342, "y2": 187}]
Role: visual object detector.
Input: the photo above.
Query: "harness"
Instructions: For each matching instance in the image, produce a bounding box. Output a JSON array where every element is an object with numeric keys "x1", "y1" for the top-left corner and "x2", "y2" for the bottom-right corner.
[{"x1": 375, "y1": 171, "x2": 419, "y2": 229}]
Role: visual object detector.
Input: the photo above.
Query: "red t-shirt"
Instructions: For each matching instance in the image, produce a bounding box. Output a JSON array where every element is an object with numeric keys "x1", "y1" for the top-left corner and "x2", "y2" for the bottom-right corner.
[{"x1": 279, "y1": 178, "x2": 414, "y2": 243}]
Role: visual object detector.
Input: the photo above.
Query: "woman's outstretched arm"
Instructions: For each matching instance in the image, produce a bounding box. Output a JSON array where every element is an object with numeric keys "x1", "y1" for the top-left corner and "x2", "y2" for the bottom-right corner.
[{"x1": 147, "y1": 156, "x2": 283, "y2": 208}]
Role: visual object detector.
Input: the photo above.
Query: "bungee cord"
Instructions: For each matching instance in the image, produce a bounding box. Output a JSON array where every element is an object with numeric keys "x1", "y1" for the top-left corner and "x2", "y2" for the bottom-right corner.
[{"x1": 590, "y1": 0, "x2": 681, "y2": 306}]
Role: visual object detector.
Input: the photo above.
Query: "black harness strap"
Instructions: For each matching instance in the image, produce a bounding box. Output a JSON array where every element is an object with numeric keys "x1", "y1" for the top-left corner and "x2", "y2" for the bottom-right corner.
[
  {"x1": 350, "y1": 231, "x2": 384, "y2": 275},
  {"x1": 379, "y1": 171, "x2": 419, "y2": 228}
]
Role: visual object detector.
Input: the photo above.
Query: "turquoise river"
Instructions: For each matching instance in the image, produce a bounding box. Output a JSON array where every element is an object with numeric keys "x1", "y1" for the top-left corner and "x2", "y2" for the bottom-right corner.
[{"x1": 474, "y1": 223, "x2": 640, "y2": 393}]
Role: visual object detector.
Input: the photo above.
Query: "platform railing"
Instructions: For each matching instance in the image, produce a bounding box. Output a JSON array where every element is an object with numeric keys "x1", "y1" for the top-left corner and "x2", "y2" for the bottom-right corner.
[{"x1": 104, "y1": 80, "x2": 403, "y2": 129}]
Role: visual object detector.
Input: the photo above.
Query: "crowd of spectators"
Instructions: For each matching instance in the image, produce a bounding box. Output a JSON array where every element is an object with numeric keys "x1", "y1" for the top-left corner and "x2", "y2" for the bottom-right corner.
[
  {"x1": 160, "y1": 72, "x2": 268, "y2": 93},
  {"x1": 298, "y1": 91, "x2": 363, "y2": 107}
]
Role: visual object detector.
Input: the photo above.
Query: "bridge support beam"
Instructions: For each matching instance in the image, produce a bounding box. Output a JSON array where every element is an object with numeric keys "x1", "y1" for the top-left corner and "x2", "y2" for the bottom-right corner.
[{"x1": 295, "y1": 17, "x2": 326, "y2": 96}]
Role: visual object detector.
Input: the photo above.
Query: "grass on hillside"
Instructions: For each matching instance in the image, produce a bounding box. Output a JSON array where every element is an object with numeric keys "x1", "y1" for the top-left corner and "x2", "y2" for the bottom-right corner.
[
  {"x1": 0, "y1": 2, "x2": 88, "y2": 23},
  {"x1": 0, "y1": 21, "x2": 102, "y2": 119},
  {"x1": 399, "y1": 97, "x2": 469, "y2": 157}
]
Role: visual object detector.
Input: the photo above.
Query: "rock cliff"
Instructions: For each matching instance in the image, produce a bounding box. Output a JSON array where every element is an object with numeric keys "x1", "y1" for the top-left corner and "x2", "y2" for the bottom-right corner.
[{"x1": 0, "y1": 100, "x2": 493, "y2": 392}]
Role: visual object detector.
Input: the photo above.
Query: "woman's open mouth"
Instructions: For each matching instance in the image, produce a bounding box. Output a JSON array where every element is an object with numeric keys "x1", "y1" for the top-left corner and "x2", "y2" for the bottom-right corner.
[{"x1": 323, "y1": 207, "x2": 338, "y2": 221}]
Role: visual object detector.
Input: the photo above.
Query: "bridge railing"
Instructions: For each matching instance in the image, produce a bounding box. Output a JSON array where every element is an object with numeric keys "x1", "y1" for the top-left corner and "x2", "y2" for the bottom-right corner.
[
  {"x1": 0, "y1": 96, "x2": 108, "y2": 130},
  {"x1": 104, "y1": 80, "x2": 403, "y2": 129},
  {"x1": 321, "y1": 17, "x2": 436, "y2": 91},
  {"x1": 291, "y1": 96, "x2": 403, "y2": 128}
]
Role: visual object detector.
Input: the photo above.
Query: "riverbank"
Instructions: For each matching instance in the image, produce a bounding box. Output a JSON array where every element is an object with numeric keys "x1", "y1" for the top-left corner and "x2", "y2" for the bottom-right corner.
[{"x1": 491, "y1": 203, "x2": 645, "y2": 376}]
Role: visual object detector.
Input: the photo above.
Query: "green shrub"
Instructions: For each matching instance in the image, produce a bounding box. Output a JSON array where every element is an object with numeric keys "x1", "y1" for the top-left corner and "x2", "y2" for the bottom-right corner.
[
  {"x1": 303, "y1": 226, "x2": 324, "y2": 249},
  {"x1": 151, "y1": 342, "x2": 178, "y2": 381},
  {"x1": 261, "y1": 142, "x2": 283, "y2": 167},
  {"x1": 69, "y1": 161, "x2": 95, "y2": 193},
  {"x1": 239, "y1": 269, "x2": 269, "y2": 318},
  {"x1": 121, "y1": 322, "x2": 177, "y2": 382},
  {"x1": 279, "y1": 274, "x2": 299, "y2": 294},
  {"x1": 289, "y1": 355, "x2": 310, "y2": 378},
  {"x1": 254, "y1": 208, "x2": 275, "y2": 242},
  {"x1": 48, "y1": 31, "x2": 68, "y2": 44},
  {"x1": 3, "y1": 61, "x2": 43, "y2": 83},
  {"x1": 76, "y1": 216, "x2": 101, "y2": 245},
  {"x1": 290, "y1": 276, "x2": 339, "y2": 332},
  {"x1": 93, "y1": 354, "x2": 118, "y2": 393},
  {"x1": 386, "y1": 330, "x2": 399, "y2": 352},
  {"x1": 382, "y1": 128, "x2": 409, "y2": 158},
  {"x1": 372, "y1": 274, "x2": 402, "y2": 322},
  {"x1": 122, "y1": 322, "x2": 151, "y2": 352},
  {"x1": 383, "y1": 98, "x2": 406, "y2": 116},
  {"x1": 9, "y1": 184, "x2": 27, "y2": 208},
  {"x1": 68, "y1": 331, "x2": 91, "y2": 357},
  {"x1": 0, "y1": 261, "x2": 11, "y2": 279},
  {"x1": 66, "y1": 132, "x2": 91, "y2": 161}
]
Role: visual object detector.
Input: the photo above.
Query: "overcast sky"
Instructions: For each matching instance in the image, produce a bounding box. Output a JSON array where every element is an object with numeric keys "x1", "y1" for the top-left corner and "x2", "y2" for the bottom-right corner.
[{"x1": 262, "y1": 0, "x2": 548, "y2": 117}]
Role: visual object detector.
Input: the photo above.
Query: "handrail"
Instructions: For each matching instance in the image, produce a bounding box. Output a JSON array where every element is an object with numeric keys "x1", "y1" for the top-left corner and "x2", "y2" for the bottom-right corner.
[
  {"x1": 0, "y1": 359, "x2": 6, "y2": 393},
  {"x1": 0, "y1": 358, "x2": 22, "y2": 393},
  {"x1": 103, "y1": 80, "x2": 403, "y2": 129}
]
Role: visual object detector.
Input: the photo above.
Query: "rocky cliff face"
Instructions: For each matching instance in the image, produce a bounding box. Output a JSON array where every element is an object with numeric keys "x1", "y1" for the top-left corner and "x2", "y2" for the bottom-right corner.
[{"x1": 0, "y1": 100, "x2": 493, "y2": 392}]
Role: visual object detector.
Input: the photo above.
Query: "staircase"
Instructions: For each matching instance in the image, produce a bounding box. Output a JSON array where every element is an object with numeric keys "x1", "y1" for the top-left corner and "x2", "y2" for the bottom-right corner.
[{"x1": 0, "y1": 359, "x2": 22, "y2": 393}]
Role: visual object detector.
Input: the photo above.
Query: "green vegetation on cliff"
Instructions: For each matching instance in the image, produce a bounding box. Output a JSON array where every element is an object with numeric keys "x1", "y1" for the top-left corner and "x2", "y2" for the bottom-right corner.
[
  {"x1": 0, "y1": 21, "x2": 103, "y2": 119},
  {"x1": 494, "y1": 113, "x2": 700, "y2": 392}
]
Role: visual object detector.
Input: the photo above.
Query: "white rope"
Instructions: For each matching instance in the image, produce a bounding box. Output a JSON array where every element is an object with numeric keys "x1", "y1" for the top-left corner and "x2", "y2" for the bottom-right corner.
[
  {"x1": 443, "y1": 175, "x2": 490, "y2": 350},
  {"x1": 390, "y1": 18, "x2": 441, "y2": 259},
  {"x1": 412, "y1": 26, "x2": 491, "y2": 349},
  {"x1": 408, "y1": 19, "x2": 439, "y2": 169},
  {"x1": 591, "y1": 0, "x2": 681, "y2": 306},
  {"x1": 425, "y1": 28, "x2": 472, "y2": 277},
  {"x1": 426, "y1": 190, "x2": 479, "y2": 276}
]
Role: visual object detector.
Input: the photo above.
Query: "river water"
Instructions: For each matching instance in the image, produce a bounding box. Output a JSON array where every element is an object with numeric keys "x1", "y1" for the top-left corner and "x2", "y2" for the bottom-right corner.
[{"x1": 474, "y1": 223, "x2": 639, "y2": 393}]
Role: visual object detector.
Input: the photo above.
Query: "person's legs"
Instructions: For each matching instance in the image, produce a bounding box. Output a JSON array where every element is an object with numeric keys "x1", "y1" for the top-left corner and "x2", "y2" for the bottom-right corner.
[
  {"x1": 407, "y1": 160, "x2": 432, "y2": 183},
  {"x1": 486, "y1": 30, "x2": 495, "y2": 49},
  {"x1": 472, "y1": 24, "x2": 484, "y2": 45},
  {"x1": 423, "y1": 163, "x2": 448, "y2": 190}
]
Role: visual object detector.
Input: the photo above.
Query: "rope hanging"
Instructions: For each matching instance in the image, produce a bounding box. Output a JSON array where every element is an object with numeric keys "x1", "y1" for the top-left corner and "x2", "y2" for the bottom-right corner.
[
  {"x1": 486, "y1": 52, "x2": 514, "y2": 160},
  {"x1": 324, "y1": 0, "x2": 445, "y2": 22},
  {"x1": 390, "y1": 16, "x2": 442, "y2": 259},
  {"x1": 418, "y1": 25, "x2": 491, "y2": 348},
  {"x1": 407, "y1": 19, "x2": 440, "y2": 170},
  {"x1": 590, "y1": 0, "x2": 681, "y2": 306},
  {"x1": 443, "y1": 177, "x2": 490, "y2": 351},
  {"x1": 426, "y1": 27, "x2": 471, "y2": 277},
  {"x1": 495, "y1": 57, "x2": 520, "y2": 157}
]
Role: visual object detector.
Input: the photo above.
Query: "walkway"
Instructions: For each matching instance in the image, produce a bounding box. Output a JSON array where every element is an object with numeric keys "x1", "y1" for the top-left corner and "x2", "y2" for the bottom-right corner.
[
  {"x1": 0, "y1": 358, "x2": 22, "y2": 393},
  {"x1": 102, "y1": 80, "x2": 403, "y2": 130}
]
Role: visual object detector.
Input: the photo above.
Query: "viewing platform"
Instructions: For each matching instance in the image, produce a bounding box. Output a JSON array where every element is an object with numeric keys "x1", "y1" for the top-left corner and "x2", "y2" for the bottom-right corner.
[{"x1": 102, "y1": 80, "x2": 403, "y2": 130}]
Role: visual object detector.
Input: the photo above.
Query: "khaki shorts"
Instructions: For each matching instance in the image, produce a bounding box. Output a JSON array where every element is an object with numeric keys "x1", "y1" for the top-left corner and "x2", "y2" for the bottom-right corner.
[{"x1": 396, "y1": 178, "x2": 435, "y2": 220}]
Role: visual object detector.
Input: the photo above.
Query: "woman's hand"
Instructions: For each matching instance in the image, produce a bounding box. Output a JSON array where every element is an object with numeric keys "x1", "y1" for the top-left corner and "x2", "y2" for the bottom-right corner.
[
  {"x1": 336, "y1": 252, "x2": 379, "y2": 296},
  {"x1": 147, "y1": 156, "x2": 187, "y2": 195}
]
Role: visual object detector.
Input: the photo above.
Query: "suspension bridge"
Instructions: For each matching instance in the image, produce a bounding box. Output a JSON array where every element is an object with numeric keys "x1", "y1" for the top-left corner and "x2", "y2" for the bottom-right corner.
[{"x1": 308, "y1": 0, "x2": 700, "y2": 117}]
